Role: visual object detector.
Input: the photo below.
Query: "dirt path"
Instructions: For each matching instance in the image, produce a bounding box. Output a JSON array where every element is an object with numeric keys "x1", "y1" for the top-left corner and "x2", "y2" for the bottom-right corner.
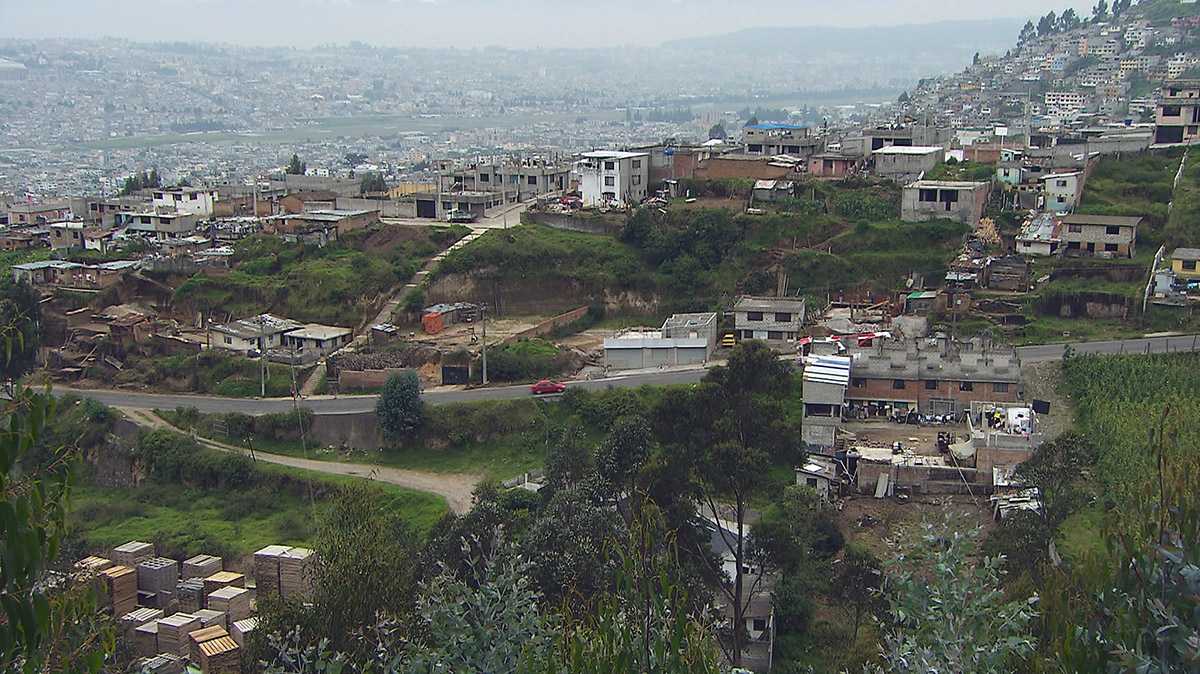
[{"x1": 122, "y1": 409, "x2": 482, "y2": 514}]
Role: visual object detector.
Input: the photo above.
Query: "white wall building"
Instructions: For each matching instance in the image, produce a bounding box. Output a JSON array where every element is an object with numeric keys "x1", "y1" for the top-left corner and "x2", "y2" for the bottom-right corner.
[
  {"x1": 576, "y1": 151, "x2": 649, "y2": 208},
  {"x1": 1042, "y1": 172, "x2": 1083, "y2": 212},
  {"x1": 152, "y1": 188, "x2": 217, "y2": 217}
]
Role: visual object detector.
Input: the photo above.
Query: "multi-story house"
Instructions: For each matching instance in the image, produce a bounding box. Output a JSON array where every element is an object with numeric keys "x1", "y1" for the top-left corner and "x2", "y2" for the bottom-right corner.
[
  {"x1": 575, "y1": 151, "x2": 649, "y2": 208},
  {"x1": 1060, "y1": 214, "x2": 1141, "y2": 258},
  {"x1": 1154, "y1": 79, "x2": 1200, "y2": 144}
]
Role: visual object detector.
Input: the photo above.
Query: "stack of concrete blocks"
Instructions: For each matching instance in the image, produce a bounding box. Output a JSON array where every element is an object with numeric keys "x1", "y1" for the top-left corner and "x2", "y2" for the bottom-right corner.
[
  {"x1": 111, "y1": 541, "x2": 154, "y2": 568},
  {"x1": 229, "y1": 617, "x2": 258, "y2": 647},
  {"x1": 252, "y1": 545, "x2": 290, "y2": 596},
  {"x1": 132, "y1": 621, "x2": 160, "y2": 658},
  {"x1": 206, "y1": 586, "x2": 251, "y2": 622},
  {"x1": 194, "y1": 608, "x2": 228, "y2": 631},
  {"x1": 137, "y1": 557, "x2": 179, "y2": 610},
  {"x1": 278, "y1": 547, "x2": 314, "y2": 598},
  {"x1": 175, "y1": 579, "x2": 205, "y2": 613},
  {"x1": 182, "y1": 555, "x2": 223, "y2": 580},
  {"x1": 157, "y1": 612, "x2": 201, "y2": 657},
  {"x1": 119, "y1": 607, "x2": 163, "y2": 640}
]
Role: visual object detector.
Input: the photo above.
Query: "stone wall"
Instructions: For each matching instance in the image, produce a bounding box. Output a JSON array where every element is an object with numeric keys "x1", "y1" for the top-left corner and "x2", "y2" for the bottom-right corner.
[
  {"x1": 520, "y1": 211, "x2": 623, "y2": 237},
  {"x1": 308, "y1": 411, "x2": 382, "y2": 450}
]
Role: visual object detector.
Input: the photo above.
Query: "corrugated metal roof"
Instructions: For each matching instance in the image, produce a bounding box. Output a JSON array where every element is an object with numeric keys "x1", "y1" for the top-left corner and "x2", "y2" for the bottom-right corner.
[{"x1": 803, "y1": 356, "x2": 851, "y2": 386}]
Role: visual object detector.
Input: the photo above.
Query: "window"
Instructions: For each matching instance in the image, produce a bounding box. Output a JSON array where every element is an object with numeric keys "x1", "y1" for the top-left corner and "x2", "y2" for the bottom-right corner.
[
  {"x1": 480, "y1": 173, "x2": 489, "y2": 182},
  {"x1": 852, "y1": 378, "x2": 866, "y2": 388},
  {"x1": 1068, "y1": 224, "x2": 1082, "y2": 233},
  {"x1": 1183, "y1": 260, "x2": 1198, "y2": 271},
  {"x1": 604, "y1": 161, "x2": 615, "y2": 170},
  {"x1": 753, "y1": 618, "x2": 767, "y2": 632},
  {"x1": 919, "y1": 188, "x2": 938, "y2": 202},
  {"x1": 632, "y1": 174, "x2": 641, "y2": 185},
  {"x1": 1164, "y1": 105, "x2": 1182, "y2": 116},
  {"x1": 223, "y1": 336, "x2": 232, "y2": 345},
  {"x1": 746, "y1": 311, "x2": 763, "y2": 321},
  {"x1": 528, "y1": 175, "x2": 537, "y2": 185},
  {"x1": 892, "y1": 379, "x2": 907, "y2": 390},
  {"x1": 924, "y1": 380, "x2": 938, "y2": 390},
  {"x1": 1068, "y1": 241, "x2": 1081, "y2": 250},
  {"x1": 806, "y1": 478, "x2": 818, "y2": 488},
  {"x1": 748, "y1": 144, "x2": 763, "y2": 153},
  {"x1": 775, "y1": 312, "x2": 791, "y2": 322},
  {"x1": 632, "y1": 160, "x2": 641, "y2": 169},
  {"x1": 1056, "y1": 180, "x2": 1068, "y2": 187},
  {"x1": 1106, "y1": 225, "x2": 1121, "y2": 235},
  {"x1": 604, "y1": 176, "x2": 615, "y2": 187},
  {"x1": 993, "y1": 382, "x2": 1010, "y2": 393},
  {"x1": 959, "y1": 381, "x2": 974, "y2": 391},
  {"x1": 1105, "y1": 243, "x2": 1119, "y2": 252},
  {"x1": 767, "y1": 331, "x2": 784, "y2": 340},
  {"x1": 1022, "y1": 241, "x2": 1031, "y2": 248}
]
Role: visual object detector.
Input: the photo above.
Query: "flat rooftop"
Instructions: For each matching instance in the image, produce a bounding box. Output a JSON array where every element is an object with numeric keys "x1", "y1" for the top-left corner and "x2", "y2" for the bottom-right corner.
[{"x1": 872, "y1": 145, "x2": 943, "y2": 155}]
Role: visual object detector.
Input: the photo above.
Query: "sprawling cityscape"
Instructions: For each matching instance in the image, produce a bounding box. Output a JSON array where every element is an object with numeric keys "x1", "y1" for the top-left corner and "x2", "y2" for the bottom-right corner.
[{"x1": 3, "y1": 1, "x2": 1200, "y2": 673}]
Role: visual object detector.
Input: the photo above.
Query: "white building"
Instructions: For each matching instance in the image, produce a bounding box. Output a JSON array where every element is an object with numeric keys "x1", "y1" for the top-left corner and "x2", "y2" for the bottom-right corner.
[
  {"x1": 603, "y1": 312, "x2": 718, "y2": 371},
  {"x1": 1042, "y1": 172, "x2": 1083, "y2": 212},
  {"x1": 575, "y1": 151, "x2": 649, "y2": 208},
  {"x1": 152, "y1": 188, "x2": 217, "y2": 217},
  {"x1": 211, "y1": 314, "x2": 303, "y2": 353}
]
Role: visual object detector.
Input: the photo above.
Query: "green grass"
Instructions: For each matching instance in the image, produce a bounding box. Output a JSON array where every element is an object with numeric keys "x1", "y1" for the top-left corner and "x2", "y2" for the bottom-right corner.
[
  {"x1": 114, "y1": 349, "x2": 313, "y2": 398},
  {"x1": 69, "y1": 471, "x2": 448, "y2": 560},
  {"x1": 0, "y1": 248, "x2": 51, "y2": 286},
  {"x1": 1076, "y1": 150, "x2": 1180, "y2": 232}
]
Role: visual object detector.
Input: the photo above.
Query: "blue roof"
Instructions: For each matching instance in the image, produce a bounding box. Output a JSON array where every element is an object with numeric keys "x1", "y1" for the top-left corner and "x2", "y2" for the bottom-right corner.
[{"x1": 745, "y1": 123, "x2": 807, "y2": 130}]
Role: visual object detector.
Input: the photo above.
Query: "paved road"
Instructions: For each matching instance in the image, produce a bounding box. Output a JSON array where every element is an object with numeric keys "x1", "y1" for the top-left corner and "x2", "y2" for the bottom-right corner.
[
  {"x1": 56, "y1": 333, "x2": 1200, "y2": 413},
  {"x1": 55, "y1": 367, "x2": 708, "y2": 414},
  {"x1": 1014, "y1": 333, "x2": 1200, "y2": 362}
]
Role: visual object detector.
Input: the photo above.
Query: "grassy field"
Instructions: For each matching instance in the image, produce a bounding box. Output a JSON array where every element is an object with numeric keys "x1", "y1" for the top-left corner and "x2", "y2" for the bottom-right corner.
[
  {"x1": 158, "y1": 386, "x2": 677, "y2": 481},
  {"x1": 69, "y1": 464, "x2": 448, "y2": 561}
]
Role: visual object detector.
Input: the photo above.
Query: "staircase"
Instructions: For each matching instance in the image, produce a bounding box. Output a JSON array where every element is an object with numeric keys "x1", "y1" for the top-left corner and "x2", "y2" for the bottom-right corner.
[{"x1": 297, "y1": 359, "x2": 326, "y2": 397}]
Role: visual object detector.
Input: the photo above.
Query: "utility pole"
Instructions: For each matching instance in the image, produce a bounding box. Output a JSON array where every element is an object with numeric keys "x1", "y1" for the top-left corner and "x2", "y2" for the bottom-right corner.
[
  {"x1": 480, "y1": 304, "x2": 488, "y2": 385},
  {"x1": 259, "y1": 316, "x2": 267, "y2": 398}
]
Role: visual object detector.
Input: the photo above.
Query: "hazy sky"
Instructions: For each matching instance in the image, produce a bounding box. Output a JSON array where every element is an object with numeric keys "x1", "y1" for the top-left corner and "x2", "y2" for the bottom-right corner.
[{"x1": 0, "y1": 0, "x2": 1097, "y2": 49}]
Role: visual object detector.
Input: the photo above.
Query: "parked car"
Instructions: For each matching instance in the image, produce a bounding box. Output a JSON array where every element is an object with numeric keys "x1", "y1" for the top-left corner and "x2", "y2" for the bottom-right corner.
[
  {"x1": 530, "y1": 380, "x2": 567, "y2": 395},
  {"x1": 446, "y1": 209, "x2": 477, "y2": 223}
]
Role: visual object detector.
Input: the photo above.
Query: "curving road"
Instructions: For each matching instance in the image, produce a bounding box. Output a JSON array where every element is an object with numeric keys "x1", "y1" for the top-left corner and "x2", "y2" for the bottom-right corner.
[
  {"x1": 53, "y1": 333, "x2": 1200, "y2": 414},
  {"x1": 55, "y1": 367, "x2": 709, "y2": 414}
]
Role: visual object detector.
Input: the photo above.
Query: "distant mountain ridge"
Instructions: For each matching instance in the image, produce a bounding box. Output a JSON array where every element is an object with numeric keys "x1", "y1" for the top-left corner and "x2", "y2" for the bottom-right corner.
[{"x1": 663, "y1": 19, "x2": 1028, "y2": 75}]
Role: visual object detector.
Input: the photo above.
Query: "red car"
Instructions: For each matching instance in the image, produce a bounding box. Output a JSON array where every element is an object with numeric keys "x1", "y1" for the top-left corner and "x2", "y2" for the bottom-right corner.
[{"x1": 530, "y1": 380, "x2": 567, "y2": 395}]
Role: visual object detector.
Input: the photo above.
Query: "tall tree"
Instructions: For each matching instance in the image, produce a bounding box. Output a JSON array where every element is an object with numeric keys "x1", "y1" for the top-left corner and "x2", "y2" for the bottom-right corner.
[
  {"x1": 707, "y1": 123, "x2": 727, "y2": 140},
  {"x1": 1038, "y1": 11, "x2": 1059, "y2": 36},
  {"x1": 1060, "y1": 8, "x2": 1081, "y2": 31},
  {"x1": 256, "y1": 484, "x2": 419, "y2": 661},
  {"x1": 1018, "y1": 20, "x2": 1037, "y2": 44},
  {"x1": 286, "y1": 153, "x2": 305, "y2": 175},
  {"x1": 0, "y1": 280, "x2": 42, "y2": 387},
  {"x1": 1093, "y1": 0, "x2": 1109, "y2": 22},
  {"x1": 594, "y1": 415, "x2": 653, "y2": 505},
  {"x1": 653, "y1": 340, "x2": 800, "y2": 668},
  {"x1": 375, "y1": 370, "x2": 424, "y2": 446},
  {"x1": 523, "y1": 488, "x2": 627, "y2": 608},
  {"x1": 0, "y1": 320, "x2": 113, "y2": 671}
]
